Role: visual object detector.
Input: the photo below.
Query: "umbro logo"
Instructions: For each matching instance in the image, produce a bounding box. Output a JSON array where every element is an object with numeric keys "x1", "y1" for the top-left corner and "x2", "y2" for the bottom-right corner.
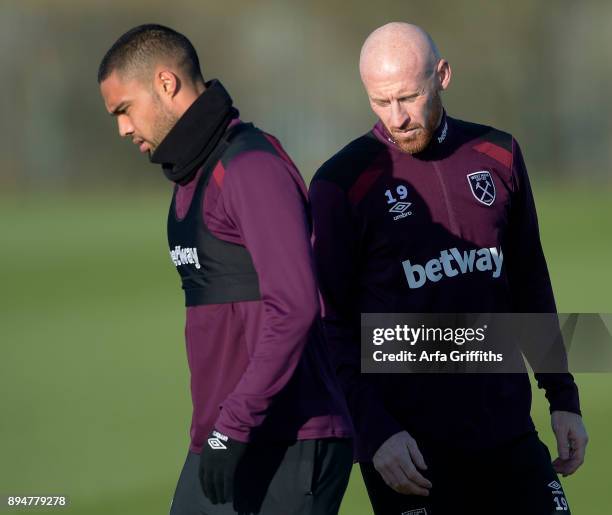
[
  {"x1": 437, "y1": 119, "x2": 448, "y2": 144},
  {"x1": 207, "y1": 438, "x2": 227, "y2": 450},
  {"x1": 389, "y1": 202, "x2": 412, "y2": 220},
  {"x1": 390, "y1": 202, "x2": 412, "y2": 214},
  {"x1": 384, "y1": 186, "x2": 413, "y2": 220},
  {"x1": 208, "y1": 430, "x2": 229, "y2": 450},
  {"x1": 548, "y1": 480, "x2": 562, "y2": 490},
  {"x1": 402, "y1": 509, "x2": 427, "y2": 515}
]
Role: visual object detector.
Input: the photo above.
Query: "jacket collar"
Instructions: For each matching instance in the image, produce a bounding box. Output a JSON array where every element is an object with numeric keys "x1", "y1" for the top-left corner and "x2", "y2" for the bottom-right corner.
[{"x1": 373, "y1": 109, "x2": 450, "y2": 157}]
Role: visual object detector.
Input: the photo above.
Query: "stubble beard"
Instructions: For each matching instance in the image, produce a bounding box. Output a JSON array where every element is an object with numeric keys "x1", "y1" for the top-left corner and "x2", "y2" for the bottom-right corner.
[{"x1": 148, "y1": 94, "x2": 179, "y2": 156}]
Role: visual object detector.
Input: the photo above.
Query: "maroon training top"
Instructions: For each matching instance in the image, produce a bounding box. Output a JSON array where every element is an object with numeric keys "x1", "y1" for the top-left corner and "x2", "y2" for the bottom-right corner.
[
  {"x1": 310, "y1": 112, "x2": 580, "y2": 461},
  {"x1": 152, "y1": 81, "x2": 352, "y2": 453},
  {"x1": 171, "y1": 111, "x2": 352, "y2": 453}
]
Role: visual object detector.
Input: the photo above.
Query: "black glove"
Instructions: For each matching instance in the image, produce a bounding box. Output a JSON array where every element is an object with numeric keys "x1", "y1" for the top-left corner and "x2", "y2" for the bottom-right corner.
[{"x1": 199, "y1": 429, "x2": 248, "y2": 505}]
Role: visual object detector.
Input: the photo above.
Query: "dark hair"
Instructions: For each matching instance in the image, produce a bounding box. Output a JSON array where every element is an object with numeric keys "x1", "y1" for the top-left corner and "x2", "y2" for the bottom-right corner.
[{"x1": 97, "y1": 24, "x2": 203, "y2": 84}]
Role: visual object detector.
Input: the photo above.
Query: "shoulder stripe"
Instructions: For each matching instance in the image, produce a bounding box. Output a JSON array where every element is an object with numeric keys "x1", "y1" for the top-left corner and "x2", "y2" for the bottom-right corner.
[
  {"x1": 473, "y1": 141, "x2": 513, "y2": 169},
  {"x1": 313, "y1": 132, "x2": 388, "y2": 193},
  {"x1": 212, "y1": 161, "x2": 226, "y2": 187},
  {"x1": 479, "y1": 127, "x2": 512, "y2": 153},
  {"x1": 348, "y1": 167, "x2": 383, "y2": 205},
  {"x1": 450, "y1": 117, "x2": 513, "y2": 168}
]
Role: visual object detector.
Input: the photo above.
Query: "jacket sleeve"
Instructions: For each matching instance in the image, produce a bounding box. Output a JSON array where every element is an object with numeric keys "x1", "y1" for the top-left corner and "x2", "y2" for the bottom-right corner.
[
  {"x1": 505, "y1": 137, "x2": 581, "y2": 415},
  {"x1": 213, "y1": 151, "x2": 319, "y2": 441},
  {"x1": 309, "y1": 178, "x2": 404, "y2": 460}
]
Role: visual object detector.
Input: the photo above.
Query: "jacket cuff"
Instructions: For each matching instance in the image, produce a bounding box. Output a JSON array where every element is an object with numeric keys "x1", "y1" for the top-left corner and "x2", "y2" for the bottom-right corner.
[
  {"x1": 545, "y1": 378, "x2": 581, "y2": 416},
  {"x1": 354, "y1": 411, "x2": 404, "y2": 462},
  {"x1": 214, "y1": 412, "x2": 251, "y2": 443}
]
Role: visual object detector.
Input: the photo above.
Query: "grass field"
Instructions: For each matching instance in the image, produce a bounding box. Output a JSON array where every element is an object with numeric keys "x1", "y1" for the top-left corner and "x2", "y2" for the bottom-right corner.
[{"x1": 1, "y1": 185, "x2": 611, "y2": 514}]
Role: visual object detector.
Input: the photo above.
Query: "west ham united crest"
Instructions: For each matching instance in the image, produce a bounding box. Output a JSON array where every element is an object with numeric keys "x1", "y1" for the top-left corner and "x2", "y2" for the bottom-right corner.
[{"x1": 467, "y1": 171, "x2": 496, "y2": 206}]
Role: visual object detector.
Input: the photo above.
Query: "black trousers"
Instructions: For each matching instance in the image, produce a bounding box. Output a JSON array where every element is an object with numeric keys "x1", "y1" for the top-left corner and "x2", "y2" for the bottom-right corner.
[
  {"x1": 170, "y1": 438, "x2": 353, "y2": 515},
  {"x1": 361, "y1": 433, "x2": 570, "y2": 515}
]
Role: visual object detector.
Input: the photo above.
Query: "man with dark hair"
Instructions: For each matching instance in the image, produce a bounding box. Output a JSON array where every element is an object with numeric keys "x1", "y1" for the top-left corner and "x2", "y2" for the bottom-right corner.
[
  {"x1": 310, "y1": 22, "x2": 588, "y2": 515},
  {"x1": 98, "y1": 24, "x2": 203, "y2": 85},
  {"x1": 99, "y1": 24, "x2": 353, "y2": 515}
]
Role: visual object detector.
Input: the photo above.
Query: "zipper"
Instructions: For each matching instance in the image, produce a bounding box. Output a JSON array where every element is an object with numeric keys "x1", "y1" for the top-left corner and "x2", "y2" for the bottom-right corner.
[{"x1": 432, "y1": 161, "x2": 460, "y2": 236}]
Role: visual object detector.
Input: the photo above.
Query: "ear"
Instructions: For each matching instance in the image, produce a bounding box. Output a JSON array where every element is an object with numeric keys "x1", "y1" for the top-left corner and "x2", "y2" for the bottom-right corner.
[
  {"x1": 437, "y1": 59, "x2": 452, "y2": 91},
  {"x1": 155, "y1": 69, "x2": 181, "y2": 99}
]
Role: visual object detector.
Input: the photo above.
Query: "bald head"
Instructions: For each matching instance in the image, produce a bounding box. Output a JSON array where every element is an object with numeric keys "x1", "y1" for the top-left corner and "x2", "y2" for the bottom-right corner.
[
  {"x1": 359, "y1": 22, "x2": 440, "y2": 84},
  {"x1": 358, "y1": 23, "x2": 450, "y2": 154}
]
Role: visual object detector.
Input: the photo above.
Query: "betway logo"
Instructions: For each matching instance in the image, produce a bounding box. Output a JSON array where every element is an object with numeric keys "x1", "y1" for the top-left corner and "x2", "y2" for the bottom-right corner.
[
  {"x1": 170, "y1": 245, "x2": 201, "y2": 269},
  {"x1": 402, "y1": 247, "x2": 503, "y2": 289}
]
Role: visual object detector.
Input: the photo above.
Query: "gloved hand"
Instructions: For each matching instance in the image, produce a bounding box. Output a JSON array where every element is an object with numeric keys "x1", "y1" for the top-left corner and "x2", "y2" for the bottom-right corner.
[{"x1": 199, "y1": 429, "x2": 248, "y2": 504}]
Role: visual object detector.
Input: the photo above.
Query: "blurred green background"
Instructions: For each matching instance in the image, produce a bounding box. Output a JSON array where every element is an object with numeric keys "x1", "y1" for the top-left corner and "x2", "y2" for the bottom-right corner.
[{"x1": 1, "y1": 0, "x2": 611, "y2": 513}]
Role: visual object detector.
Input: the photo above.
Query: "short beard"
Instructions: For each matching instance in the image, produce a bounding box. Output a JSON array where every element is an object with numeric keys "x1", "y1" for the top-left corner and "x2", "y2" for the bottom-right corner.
[
  {"x1": 392, "y1": 91, "x2": 443, "y2": 154},
  {"x1": 149, "y1": 92, "x2": 179, "y2": 153}
]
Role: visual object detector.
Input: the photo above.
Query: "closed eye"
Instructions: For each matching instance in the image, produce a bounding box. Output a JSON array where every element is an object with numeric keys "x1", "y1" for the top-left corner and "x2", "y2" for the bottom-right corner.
[
  {"x1": 372, "y1": 99, "x2": 390, "y2": 107},
  {"x1": 372, "y1": 94, "x2": 420, "y2": 107},
  {"x1": 110, "y1": 102, "x2": 129, "y2": 117},
  {"x1": 398, "y1": 94, "x2": 419, "y2": 103}
]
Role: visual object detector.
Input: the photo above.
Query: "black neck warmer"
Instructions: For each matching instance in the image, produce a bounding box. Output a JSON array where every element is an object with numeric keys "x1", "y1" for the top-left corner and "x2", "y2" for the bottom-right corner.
[{"x1": 150, "y1": 80, "x2": 237, "y2": 185}]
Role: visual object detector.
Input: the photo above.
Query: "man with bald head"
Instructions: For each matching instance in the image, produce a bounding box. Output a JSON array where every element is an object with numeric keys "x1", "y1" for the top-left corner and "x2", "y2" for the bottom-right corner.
[
  {"x1": 359, "y1": 22, "x2": 444, "y2": 155},
  {"x1": 310, "y1": 22, "x2": 587, "y2": 514},
  {"x1": 98, "y1": 24, "x2": 353, "y2": 515}
]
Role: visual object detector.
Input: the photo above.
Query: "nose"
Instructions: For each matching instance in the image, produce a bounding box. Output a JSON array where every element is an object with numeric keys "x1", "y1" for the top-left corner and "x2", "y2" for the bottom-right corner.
[
  {"x1": 390, "y1": 100, "x2": 410, "y2": 129},
  {"x1": 117, "y1": 115, "x2": 134, "y2": 138}
]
